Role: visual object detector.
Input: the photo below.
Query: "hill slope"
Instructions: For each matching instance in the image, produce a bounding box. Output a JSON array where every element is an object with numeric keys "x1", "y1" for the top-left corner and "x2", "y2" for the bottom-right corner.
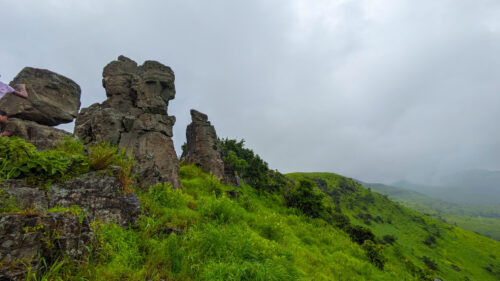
[
  {"x1": 394, "y1": 169, "x2": 500, "y2": 206},
  {"x1": 362, "y1": 181, "x2": 500, "y2": 240},
  {"x1": 288, "y1": 172, "x2": 500, "y2": 281},
  {"x1": 3, "y1": 137, "x2": 500, "y2": 280}
]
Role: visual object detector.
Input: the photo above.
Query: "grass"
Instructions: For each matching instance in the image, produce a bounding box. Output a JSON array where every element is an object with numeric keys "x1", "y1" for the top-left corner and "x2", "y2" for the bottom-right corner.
[
  {"x1": 288, "y1": 172, "x2": 500, "y2": 281},
  {"x1": 18, "y1": 166, "x2": 500, "y2": 280},
  {"x1": 365, "y1": 182, "x2": 500, "y2": 241}
]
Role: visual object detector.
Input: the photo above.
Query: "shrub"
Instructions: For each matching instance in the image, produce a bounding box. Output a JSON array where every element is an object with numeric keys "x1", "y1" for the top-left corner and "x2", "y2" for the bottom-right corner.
[
  {"x1": 423, "y1": 234, "x2": 437, "y2": 247},
  {"x1": 220, "y1": 138, "x2": 270, "y2": 190},
  {"x1": 421, "y1": 256, "x2": 438, "y2": 271},
  {"x1": 363, "y1": 240, "x2": 386, "y2": 269},
  {"x1": 381, "y1": 234, "x2": 397, "y2": 245},
  {"x1": 0, "y1": 137, "x2": 89, "y2": 186},
  {"x1": 346, "y1": 225, "x2": 376, "y2": 245},
  {"x1": 285, "y1": 179, "x2": 328, "y2": 218},
  {"x1": 88, "y1": 142, "x2": 135, "y2": 192},
  {"x1": 331, "y1": 212, "x2": 351, "y2": 229},
  {"x1": 56, "y1": 136, "x2": 85, "y2": 155}
]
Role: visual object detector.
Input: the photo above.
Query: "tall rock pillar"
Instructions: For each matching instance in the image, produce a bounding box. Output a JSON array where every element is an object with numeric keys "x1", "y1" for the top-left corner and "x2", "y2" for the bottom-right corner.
[
  {"x1": 182, "y1": 109, "x2": 225, "y2": 179},
  {"x1": 74, "y1": 56, "x2": 180, "y2": 189}
]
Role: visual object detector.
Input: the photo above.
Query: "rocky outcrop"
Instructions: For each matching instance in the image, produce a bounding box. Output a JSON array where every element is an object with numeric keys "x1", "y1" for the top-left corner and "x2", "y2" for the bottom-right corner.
[
  {"x1": 0, "y1": 170, "x2": 140, "y2": 279},
  {"x1": 5, "y1": 118, "x2": 71, "y2": 150},
  {"x1": 182, "y1": 110, "x2": 225, "y2": 179},
  {"x1": 0, "y1": 67, "x2": 81, "y2": 126},
  {"x1": 181, "y1": 109, "x2": 240, "y2": 186},
  {"x1": 1, "y1": 171, "x2": 140, "y2": 227},
  {"x1": 0, "y1": 213, "x2": 93, "y2": 280},
  {"x1": 74, "y1": 56, "x2": 180, "y2": 189},
  {"x1": 48, "y1": 171, "x2": 141, "y2": 226}
]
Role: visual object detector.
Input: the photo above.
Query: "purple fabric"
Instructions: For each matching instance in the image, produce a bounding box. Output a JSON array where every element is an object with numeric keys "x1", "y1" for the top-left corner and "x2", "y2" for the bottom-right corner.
[{"x1": 0, "y1": 81, "x2": 15, "y2": 100}]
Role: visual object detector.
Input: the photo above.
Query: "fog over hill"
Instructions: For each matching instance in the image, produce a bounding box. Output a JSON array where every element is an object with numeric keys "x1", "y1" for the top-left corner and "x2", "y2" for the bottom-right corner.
[
  {"x1": 2, "y1": 0, "x2": 500, "y2": 184},
  {"x1": 393, "y1": 169, "x2": 500, "y2": 206}
]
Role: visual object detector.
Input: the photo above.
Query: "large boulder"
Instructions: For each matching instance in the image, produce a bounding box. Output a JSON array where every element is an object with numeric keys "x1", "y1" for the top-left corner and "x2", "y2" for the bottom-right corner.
[
  {"x1": 5, "y1": 118, "x2": 71, "y2": 150},
  {"x1": 0, "y1": 67, "x2": 81, "y2": 126},
  {"x1": 182, "y1": 109, "x2": 225, "y2": 180},
  {"x1": 75, "y1": 56, "x2": 181, "y2": 189}
]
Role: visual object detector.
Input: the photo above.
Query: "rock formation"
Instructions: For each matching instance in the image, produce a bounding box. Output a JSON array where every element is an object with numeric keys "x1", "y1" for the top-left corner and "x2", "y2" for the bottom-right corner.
[
  {"x1": 182, "y1": 109, "x2": 225, "y2": 179},
  {"x1": 74, "y1": 56, "x2": 180, "y2": 189},
  {"x1": 0, "y1": 213, "x2": 93, "y2": 280},
  {"x1": 5, "y1": 118, "x2": 71, "y2": 150},
  {"x1": 182, "y1": 109, "x2": 240, "y2": 186},
  {"x1": 0, "y1": 170, "x2": 141, "y2": 279},
  {"x1": 0, "y1": 67, "x2": 81, "y2": 126},
  {"x1": 1, "y1": 170, "x2": 140, "y2": 227},
  {"x1": 0, "y1": 67, "x2": 80, "y2": 150}
]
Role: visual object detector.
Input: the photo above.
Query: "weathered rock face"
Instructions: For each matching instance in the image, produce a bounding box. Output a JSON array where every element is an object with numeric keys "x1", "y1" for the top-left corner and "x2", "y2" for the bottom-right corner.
[
  {"x1": 1, "y1": 171, "x2": 140, "y2": 227},
  {"x1": 0, "y1": 171, "x2": 140, "y2": 279},
  {"x1": 48, "y1": 171, "x2": 141, "y2": 226},
  {"x1": 0, "y1": 67, "x2": 81, "y2": 126},
  {"x1": 75, "y1": 56, "x2": 180, "y2": 189},
  {"x1": 0, "y1": 213, "x2": 93, "y2": 280},
  {"x1": 6, "y1": 118, "x2": 71, "y2": 150},
  {"x1": 182, "y1": 109, "x2": 225, "y2": 179}
]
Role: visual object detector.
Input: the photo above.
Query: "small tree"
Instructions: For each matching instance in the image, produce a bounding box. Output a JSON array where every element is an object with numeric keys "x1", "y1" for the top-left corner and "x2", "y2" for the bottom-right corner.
[{"x1": 286, "y1": 179, "x2": 327, "y2": 218}]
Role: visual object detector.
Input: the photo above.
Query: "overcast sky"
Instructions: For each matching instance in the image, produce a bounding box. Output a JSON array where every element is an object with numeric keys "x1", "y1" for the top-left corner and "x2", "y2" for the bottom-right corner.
[{"x1": 1, "y1": 0, "x2": 499, "y2": 184}]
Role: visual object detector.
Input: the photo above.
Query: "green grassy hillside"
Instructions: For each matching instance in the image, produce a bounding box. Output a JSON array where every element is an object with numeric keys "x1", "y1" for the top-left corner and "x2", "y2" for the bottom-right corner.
[
  {"x1": 288, "y1": 172, "x2": 500, "y2": 281},
  {"x1": 363, "y1": 182, "x2": 500, "y2": 240},
  {"x1": 3, "y1": 137, "x2": 500, "y2": 280},
  {"x1": 30, "y1": 166, "x2": 500, "y2": 280}
]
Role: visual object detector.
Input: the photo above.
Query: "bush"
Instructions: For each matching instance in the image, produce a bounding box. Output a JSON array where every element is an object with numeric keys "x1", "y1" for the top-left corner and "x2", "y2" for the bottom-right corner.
[
  {"x1": 88, "y1": 142, "x2": 135, "y2": 192},
  {"x1": 363, "y1": 240, "x2": 386, "y2": 269},
  {"x1": 346, "y1": 225, "x2": 375, "y2": 245},
  {"x1": 421, "y1": 255, "x2": 438, "y2": 271},
  {"x1": 0, "y1": 137, "x2": 89, "y2": 186},
  {"x1": 285, "y1": 179, "x2": 328, "y2": 218},
  {"x1": 423, "y1": 234, "x2": 437, "y2": 247},
  {"x1": 381, "y1": 234, "x2": 397, "y2": 245},
  {"x1": 331, "y1": 212, "x2": 351, "y2": 229},
  {"x1": 220, "y1": 138, "x2": 270, "y2": 190}
]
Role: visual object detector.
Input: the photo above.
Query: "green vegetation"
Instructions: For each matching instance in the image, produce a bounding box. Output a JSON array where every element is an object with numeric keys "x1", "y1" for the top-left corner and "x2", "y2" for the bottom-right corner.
[
  {"x1": 0, "y1": 137, "x2": 134, "y2": 194},
  {"x1": 0, "y1": 137, "x2": 89, "y2": 188},
  {"x1": 3, "y1": 137, "x2": 500, "y2": 280},
  {"x1": 289, "y1": 172, "x2": 500, "y2": 281},
  {"x1": 365, "y1": 182, "x2": 500, "y2": 240}
]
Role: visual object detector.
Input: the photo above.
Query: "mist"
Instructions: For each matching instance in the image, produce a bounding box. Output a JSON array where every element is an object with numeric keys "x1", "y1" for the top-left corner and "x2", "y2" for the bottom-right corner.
[{"x1": 1, "y1": 0, "x2": 499, "y2": 184}]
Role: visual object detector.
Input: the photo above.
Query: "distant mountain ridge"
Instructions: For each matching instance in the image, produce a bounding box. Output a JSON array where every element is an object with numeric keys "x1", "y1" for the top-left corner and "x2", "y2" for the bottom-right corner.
[
  {"x1": 392, "y1": 169, "x2": 500, "y2": 206},
  {"x1": 360, "y1": 180, "x2": 500, "y2": 240}
]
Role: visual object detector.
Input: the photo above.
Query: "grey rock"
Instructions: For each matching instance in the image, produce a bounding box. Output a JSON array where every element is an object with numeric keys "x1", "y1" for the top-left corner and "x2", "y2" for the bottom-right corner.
[
  {"x1": 75, "y1": 56, "x2": 180, "y2": 189},
  {"x1": 0, "y1": 67, "x2": 81, "y2": 126},
  {"x1": 48, "y1": 171, "x2": 140, "y2": 226},
  {"x1": 182, "y1": 109, "x2": 225, "y2": 180},
  {"x1": 0, "y1": 213, "x2": 92, "y2": 280},
  {"x1": 1, "y1": 179, "x2": 47, "y2": 212},
  {"x1": 4, "y1": 118, "x2": 71, "y2": 150}
]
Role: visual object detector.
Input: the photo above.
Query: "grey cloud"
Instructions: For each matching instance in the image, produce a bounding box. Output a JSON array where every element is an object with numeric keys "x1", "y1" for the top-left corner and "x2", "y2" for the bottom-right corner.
[{"x1": 1, "y1": 0, "x2": 499, "y2": 184}]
